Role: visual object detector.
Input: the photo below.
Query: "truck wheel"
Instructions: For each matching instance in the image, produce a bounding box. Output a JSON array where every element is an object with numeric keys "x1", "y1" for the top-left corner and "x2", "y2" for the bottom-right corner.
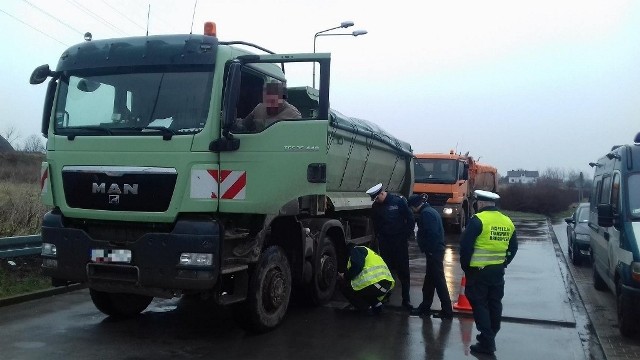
[
  {"x1": 455, "y1": 209, "x2": 467, "y2": 234},
  {"x1": 592, "y1": 264, "x2": 608, "y2": 291},
  {"x1": 305, "y1": 236, "x2": 337, "y2": 305},
  {"x1": 233, "y1": 245, "x2": 291, "y2": 333},
  {"x1": 617, "y1": 280, "x2": 638, "y2": 337},
  {"x1": 89, "y1": 288, "x2": 153, "y2": 317}
]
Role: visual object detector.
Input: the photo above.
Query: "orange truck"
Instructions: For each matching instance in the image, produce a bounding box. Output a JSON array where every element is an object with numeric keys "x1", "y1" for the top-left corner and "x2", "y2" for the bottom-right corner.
[{"x1": 413, "y1": 151, "x2": 498, "y2": 233}]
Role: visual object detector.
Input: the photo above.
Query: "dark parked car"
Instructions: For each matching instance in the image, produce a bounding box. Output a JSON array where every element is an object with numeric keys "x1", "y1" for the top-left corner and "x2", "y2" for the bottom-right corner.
[{"x1": 564, "y1": 203, "x2": 591, "y2": 265}]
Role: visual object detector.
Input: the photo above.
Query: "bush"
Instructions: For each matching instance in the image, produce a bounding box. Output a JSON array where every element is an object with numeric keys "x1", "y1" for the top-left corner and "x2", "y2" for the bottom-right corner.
[
  {"x1": 0, "y1": 182, "x2": 49, "y2": 237},
  {"x1": 0, "y1": 152, "x2": 48, "y2": 236},
  {"x1": 500, "y1": 180, "x2": 579, "y2": 216}
]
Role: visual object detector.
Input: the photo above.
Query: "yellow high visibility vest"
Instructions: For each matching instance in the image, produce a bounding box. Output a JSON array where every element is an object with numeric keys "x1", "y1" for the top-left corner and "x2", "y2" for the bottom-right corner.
[
  {"x1": 348, "y1": 246, "x2": 395, "y2": 291},
  {"x1": 470, "y1": 211, "x2": 515, "y2": 267}
]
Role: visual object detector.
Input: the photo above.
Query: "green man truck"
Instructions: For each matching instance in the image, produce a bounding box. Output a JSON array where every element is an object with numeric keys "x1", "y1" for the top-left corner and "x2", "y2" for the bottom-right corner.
[{"x1": 30, "y1": 23, "x2": 414, "y2": 332}]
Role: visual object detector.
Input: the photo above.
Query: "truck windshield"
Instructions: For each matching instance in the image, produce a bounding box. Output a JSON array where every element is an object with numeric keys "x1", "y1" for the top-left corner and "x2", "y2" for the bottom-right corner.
[
  {"x1": 53, "y1": 68, "x2": 213, "y2": 136},
  {"x1": 628, "y1": 173, "x2": 640, "y2": 220},
  {"x1": 414, "y1": 158, "x2": 459, "y2": 184}
]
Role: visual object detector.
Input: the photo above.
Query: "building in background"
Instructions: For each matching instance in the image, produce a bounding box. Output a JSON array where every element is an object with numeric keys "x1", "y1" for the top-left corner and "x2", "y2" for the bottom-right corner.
[{"x1": 507, "y1": 169, "x2": 539, "y2": 184}]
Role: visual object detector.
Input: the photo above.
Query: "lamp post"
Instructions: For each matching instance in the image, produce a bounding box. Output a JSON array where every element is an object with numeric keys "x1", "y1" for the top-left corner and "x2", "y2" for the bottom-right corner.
[{"x1": 312, "y1": 21, "x2": 367, "y2": 88}]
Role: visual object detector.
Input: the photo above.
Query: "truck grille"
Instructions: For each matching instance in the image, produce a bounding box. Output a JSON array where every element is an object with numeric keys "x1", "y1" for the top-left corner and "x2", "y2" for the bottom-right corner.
[
  {"x1": 62, "y1": 166, "x2": 177, "y2": 212},
  {"x1": 425, "y1": 192, "x2": 452, "y2": 207}
]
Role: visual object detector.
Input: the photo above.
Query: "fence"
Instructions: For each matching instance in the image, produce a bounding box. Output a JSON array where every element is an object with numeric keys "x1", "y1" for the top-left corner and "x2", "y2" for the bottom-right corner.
[{"x1": 0, "y1": 235, "x2": 42, "y2": 259}]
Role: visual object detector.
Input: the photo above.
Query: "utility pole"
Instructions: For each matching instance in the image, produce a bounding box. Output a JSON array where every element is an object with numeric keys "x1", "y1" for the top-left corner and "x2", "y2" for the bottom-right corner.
[{"x1": 578, "y1": 172, "x2": 584, "y2": 202}]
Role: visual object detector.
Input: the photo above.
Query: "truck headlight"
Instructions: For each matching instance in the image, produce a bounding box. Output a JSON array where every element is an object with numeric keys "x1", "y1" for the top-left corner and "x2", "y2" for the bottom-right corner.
[
  {"x1": 443, "y1": 207, "x2": 453, "y2": 215},
  {"x1": 41, "y1": 243, "x2": 57, "y2": 256},
  {"x1": 179, "y1": 253, "x2": 213, "y2": 266}
]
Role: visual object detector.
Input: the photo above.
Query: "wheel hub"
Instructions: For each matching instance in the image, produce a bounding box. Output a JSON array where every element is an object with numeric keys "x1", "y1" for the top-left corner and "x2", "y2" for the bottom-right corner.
[
  {"x1": 263, "y1": 268, "x2": 285, "y2": 310},
  {"x1": 319, "y1": 254, "x2": 336, "y2": 289}
]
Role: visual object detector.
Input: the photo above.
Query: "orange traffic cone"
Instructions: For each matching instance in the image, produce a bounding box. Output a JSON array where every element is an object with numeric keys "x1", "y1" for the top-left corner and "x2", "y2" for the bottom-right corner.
[{"x1": 453, "y1": 276, "x2": 472, "y2": 311}]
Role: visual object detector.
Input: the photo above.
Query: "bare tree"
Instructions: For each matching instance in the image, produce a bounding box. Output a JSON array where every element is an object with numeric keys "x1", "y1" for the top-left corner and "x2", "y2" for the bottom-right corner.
[
  {"x1": 1, "y1": 126, "x2": 20, "y2": 147},
  {"x1": 20, "y1": 134, "x2": 46, "y2": 153}
]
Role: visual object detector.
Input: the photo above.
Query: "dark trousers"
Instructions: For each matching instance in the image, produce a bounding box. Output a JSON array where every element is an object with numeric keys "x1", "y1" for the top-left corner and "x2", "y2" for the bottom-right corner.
[
  {"x1": 421, "y1": 251, "x2": 453, "y2": 314},
  {"x1": 379, "y1": 237, "x2": 410, "y2": 302},
  {"x1": 339, "y1": 278, "x2": 393, "y2": 310},
  {"x1": 465, "y1": 264, "x2": 505, "y2": 350}
]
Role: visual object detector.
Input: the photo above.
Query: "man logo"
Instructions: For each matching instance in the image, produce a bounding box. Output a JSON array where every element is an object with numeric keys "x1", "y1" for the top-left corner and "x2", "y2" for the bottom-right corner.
[
  {"x1": 109, "y1": 195, "x2": 120, "y2": 205},
  {"x1": 92, "y1": 183, "x2": 139, "y2": 195}
]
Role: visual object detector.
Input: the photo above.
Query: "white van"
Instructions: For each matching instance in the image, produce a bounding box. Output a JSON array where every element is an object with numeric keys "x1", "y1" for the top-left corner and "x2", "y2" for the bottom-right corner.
[{"x1": 589, "y1": 132, "x2": 640, "y2": 337}]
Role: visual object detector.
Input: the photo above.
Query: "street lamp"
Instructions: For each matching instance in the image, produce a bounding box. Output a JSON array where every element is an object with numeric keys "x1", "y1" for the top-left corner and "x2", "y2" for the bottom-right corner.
[{"x1": 312, "y1": 21, "x2": 367, "y2": 88}]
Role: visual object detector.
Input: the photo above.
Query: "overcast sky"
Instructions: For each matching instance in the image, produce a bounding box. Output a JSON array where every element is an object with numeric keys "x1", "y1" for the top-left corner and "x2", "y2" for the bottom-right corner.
[{"x1": 1, "y1": 0, "x2": 638, "y2": 178}]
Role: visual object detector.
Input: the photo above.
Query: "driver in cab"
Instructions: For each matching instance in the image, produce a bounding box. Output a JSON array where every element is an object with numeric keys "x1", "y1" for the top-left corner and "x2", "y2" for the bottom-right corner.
[{"x1": 237, "y1": 80, "x2": 301, "y2": 132}]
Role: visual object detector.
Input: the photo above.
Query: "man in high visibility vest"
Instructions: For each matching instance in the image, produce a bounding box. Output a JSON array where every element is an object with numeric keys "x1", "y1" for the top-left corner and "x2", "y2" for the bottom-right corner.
[
  {"x1": 459, "y1": 190, "x2": 518, "y2": 356},
  {"x1": 337, "y1": 243, "x2": 395, "y2": 314}
]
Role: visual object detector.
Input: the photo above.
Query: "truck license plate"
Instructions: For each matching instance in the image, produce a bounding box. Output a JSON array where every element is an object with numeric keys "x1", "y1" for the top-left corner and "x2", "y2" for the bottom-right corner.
[{"x1": 91, "y1": 249, "x2": 132, "y2": 263}]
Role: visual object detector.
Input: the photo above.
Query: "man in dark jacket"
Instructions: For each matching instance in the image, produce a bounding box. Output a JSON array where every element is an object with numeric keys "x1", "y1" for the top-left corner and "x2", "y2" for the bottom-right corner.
[
  {"x1": 366, "y1": 183, "x2": 415, "y2": 310},
  {"x1": 460, "y1": 190, "x2": 518, "y2": 356},
  {"x1": 407, "y1": 194, "x2": 453, "y2": 319}
]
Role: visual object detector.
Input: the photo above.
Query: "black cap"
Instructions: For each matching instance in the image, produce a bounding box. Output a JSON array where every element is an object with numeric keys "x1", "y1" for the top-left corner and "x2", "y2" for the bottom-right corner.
[{"x1": 408, "y1": 194, "x2": 427, "y2": 207}]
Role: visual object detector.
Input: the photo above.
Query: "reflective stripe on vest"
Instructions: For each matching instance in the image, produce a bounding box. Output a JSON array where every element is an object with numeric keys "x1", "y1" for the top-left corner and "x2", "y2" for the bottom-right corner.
[
  {"x1": 470, "y1": 211, "x2": 515, "y2": 267},
  {"x1": 348, "y1": 246, "x2": 395, "y2": 291}
]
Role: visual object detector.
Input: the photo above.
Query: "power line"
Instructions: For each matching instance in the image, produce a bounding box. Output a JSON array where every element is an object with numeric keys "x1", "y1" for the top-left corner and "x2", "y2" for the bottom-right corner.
[
  {"x1": 0, "y1": 7, "x2": 68, "y2": 46},
  {"x1": 21, "y1": 0, "x2": 84, "y2": 36},
  {"x1": 64, "y1": 0, "x2": 128, "y2": 37},
  {"x1": 99, "y1": 0, "x2": 146, "y2": 32}
]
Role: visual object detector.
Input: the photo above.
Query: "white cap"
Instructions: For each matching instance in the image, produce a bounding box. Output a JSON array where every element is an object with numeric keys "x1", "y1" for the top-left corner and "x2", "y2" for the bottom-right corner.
[
  {"x1": 474, "y1": 190, "x2": 500, "y2": 201},
  {"x1": 366, "y1": 183, "x2": 383, "y2": 200}
]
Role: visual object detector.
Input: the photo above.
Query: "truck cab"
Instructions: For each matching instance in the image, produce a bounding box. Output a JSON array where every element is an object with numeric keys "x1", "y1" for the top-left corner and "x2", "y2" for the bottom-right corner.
[{"x1": 589, "y1": 133, "x2": 640, "y2": 337}]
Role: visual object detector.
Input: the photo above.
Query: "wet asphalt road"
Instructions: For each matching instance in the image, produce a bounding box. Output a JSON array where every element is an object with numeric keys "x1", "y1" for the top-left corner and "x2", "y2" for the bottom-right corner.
[
  {"x1": 0, "y1": 217, "x2": 603, "y2": 359},
  {"x1": 551, "y1": 222, "x2": 640, "y2": 360}
]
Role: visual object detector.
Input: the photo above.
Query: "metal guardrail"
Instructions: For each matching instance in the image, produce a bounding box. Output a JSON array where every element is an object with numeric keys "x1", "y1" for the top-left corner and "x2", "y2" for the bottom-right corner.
[{"x1": 0, "y1": 235, "x2": 42, "y2": 259}]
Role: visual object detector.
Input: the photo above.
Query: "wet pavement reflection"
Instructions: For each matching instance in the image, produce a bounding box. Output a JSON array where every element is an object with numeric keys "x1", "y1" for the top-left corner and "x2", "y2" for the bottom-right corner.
[{"x1": 0, "y1": 217, "x2": 600, "y2": 359}]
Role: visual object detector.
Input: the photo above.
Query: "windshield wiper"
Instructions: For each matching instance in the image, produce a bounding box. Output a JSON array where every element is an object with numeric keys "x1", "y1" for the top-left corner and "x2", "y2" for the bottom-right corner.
[
  {"x1": 61, "y1": 126, "x2": 113, "y2": 140},
  {"x1": 110, "y1": 126, "x2": 176, "y2": 140},
  {"x1": 144, "y1": 126, "x2": 176, "y2": 140}
]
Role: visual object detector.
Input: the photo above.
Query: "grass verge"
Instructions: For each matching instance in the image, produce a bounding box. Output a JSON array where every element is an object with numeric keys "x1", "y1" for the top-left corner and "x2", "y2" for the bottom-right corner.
[{"x1": 0, "y1": 256, "x2": 51, "y2": 298}]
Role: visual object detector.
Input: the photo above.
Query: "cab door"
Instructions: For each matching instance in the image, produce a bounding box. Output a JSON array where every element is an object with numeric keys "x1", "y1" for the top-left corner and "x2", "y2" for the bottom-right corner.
[
  {"x1": 590, "y1": 175, "x2": 610, "y2": 277},
  {"x1": 213, "y1": 54, "x2": 331, "y2": 215},
  {"x1": 607, "y1": 172, "x2": 622, "y2": 277}
]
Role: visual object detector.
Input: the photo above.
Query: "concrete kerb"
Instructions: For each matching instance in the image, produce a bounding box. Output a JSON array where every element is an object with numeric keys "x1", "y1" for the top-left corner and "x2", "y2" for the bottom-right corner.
[
  {"x1": 547, "y1": 218, "x2": 608, "y2": 359},
  {"x1": 0, "y1": 283, "x2": 86, "y2": 308}
]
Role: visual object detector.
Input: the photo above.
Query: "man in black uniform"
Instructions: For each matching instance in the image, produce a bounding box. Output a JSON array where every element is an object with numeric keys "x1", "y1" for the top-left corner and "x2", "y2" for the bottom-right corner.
[
  {"x1": 460, "y1": 190, "x2": 518, "y2": 356},
  {"x1": 407, "y1": 194, "x2": 453, "y2": 319},
  {"x1": 366, "y1": 183, "x2": 415, "y2": 310}
]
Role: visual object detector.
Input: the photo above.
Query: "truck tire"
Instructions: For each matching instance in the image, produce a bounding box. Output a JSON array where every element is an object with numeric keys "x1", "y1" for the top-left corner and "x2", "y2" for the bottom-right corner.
[
  {"x1": 617, "y1": 280, "x2": 638, "y2": 337},
  {"x1": 304, "y1": 236, "x2": 337, "y2": 305},
  {"x1": 233, "y1": 245, "x2": 291, "y2": 333},
  {"x1": 454, "y1": 209, "x2": 466, "y2": 234},
  {"x1": 592, "y1": 264, "x2": 608, "y2": 291},
  {"x1": 89, "y1": 288, "x2": 153, "y2": 317}
]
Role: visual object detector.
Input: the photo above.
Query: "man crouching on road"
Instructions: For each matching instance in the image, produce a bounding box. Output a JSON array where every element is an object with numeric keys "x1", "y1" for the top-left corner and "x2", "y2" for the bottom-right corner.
[
  {"x1": 460, "y1": 190, "x2": 518, "y2": 356},
  {"x1": 337, "y1": 243, "x2": 395, "y2": 315}
]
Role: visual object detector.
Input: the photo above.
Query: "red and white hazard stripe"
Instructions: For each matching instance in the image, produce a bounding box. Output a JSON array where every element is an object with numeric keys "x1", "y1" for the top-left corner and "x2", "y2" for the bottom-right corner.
[{"x1": 191, "y1": 169, "x2": 246, "y2": 200}]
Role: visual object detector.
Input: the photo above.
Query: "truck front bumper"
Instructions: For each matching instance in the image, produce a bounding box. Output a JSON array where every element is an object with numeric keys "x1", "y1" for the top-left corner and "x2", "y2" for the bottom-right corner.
[
  {"x1": 40, "y1": 211, "x2": 221, "y2": 297},
  {"x1": 433, "y1": 203, "x2": 463, "y2": 223}
]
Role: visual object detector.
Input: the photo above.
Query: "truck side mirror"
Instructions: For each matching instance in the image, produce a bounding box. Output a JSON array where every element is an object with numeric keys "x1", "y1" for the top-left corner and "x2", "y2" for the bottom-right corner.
[
  {"x1": 222, "y1": 61, "x2": 242, "y2": 138},
  {"x1": 210, "y1": 61, "x2": 242, "y2": 152},
  {"x1": 30, "y1": 64, "x2": 52, "y2": 85},
  {"x1": 597, "y1": 203, "x2": 614, "y2": 227},
  {"x1": 462, "y1": 164, "x2": 469, "y2": 180},
  {"x1": 41, "y1": 78, "x2": 57, "y2": 138}
]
